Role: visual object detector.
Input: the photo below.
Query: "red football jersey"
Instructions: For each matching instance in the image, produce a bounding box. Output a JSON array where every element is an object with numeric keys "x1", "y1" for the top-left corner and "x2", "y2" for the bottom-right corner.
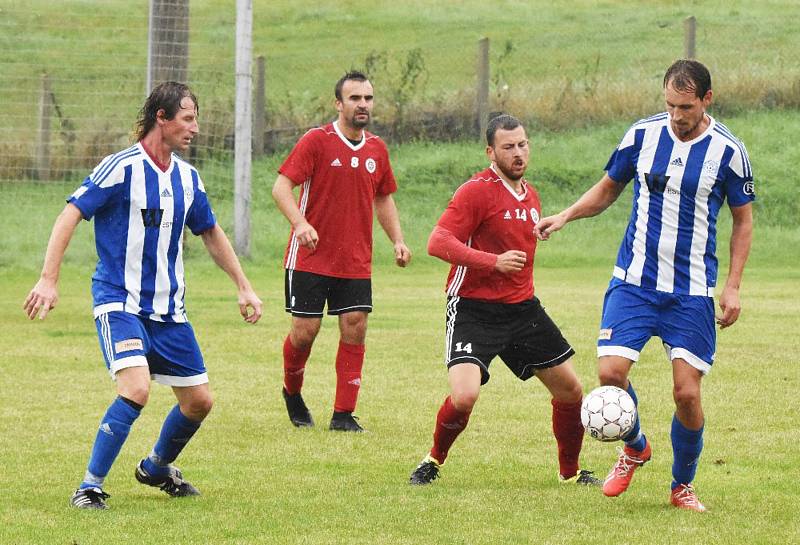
[
  {"x1": 437, "y1": 166, "x2": 542, "y2": 304},
  {"x1": 279, "y1": 121, "x2": 398, "y2": 278}
]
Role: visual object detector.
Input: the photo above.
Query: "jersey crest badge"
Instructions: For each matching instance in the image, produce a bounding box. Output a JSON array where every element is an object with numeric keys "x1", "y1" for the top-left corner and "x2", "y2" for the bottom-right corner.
[
  {"x1": 331, "y1": 158, "x2": 342, "y2": 167},
  {"x1": 365, "y1": 158, "x2": 376, "y2": 173},
  {"x1": 529, "y1": 208, "x2": 540, "y2": 224}
]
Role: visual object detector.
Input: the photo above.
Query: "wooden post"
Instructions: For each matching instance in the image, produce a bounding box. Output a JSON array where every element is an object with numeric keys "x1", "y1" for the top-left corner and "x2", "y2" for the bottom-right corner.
[
  {"x1": 35, "y1": 74, "x2": 52, "y2": 181},
  {"x1": 476, "y1": 37, "x2": 490, "y2": 141},
  {"x1": 684, "y1": 16, "x2": 696, "y2": 59},
  {"x1": 147, "y1": 0, "x2": 190, "y2": 92},
  {"x1": 253, "y1": 55, "x2": 266, "y2": 157}
]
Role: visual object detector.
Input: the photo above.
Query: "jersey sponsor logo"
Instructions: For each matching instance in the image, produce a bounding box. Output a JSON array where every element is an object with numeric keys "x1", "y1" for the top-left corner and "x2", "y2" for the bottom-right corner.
[
  {"x1": 350, "y1": 157, "x2": 359, "y2": 168},
  {"x1": 644, "y1": 172, "x2": 670, "y2": 194},
  {"x1": 160, "y1": 187, "x2": 172, "y2": 198},
  {"x1": 669, "y1": 157, "x2": 684, "y2": 167},
  {"x1": 141, "y1": 208, "x2": 164, "y2": 228},
  {"x1": 115, "y1": 338, "x2": 144, "y2": 353},
  {"x1": 331, "y1": 158, "x2": 342, "y2": 167},
  {"x1": 503, "y1": 210, "x2": 512, "y2": 220},
  {"x1": 530, "y1": 208, "x2": 540, "y2": 224},
  {"x1": 598, "y1": 328, "x2": 612, "y2": 340},
  {"x1": 743, "y1": 181, "x2": 755, "y2": 195},
  {"x1": 666, "y1": 186, "x2": 681, "y2": 196},
  {"x1": 365, "y1": 157, "x2": 376, "y2": 173}
]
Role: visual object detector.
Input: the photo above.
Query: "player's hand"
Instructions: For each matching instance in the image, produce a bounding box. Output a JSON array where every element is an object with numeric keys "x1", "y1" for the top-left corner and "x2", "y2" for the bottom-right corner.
[
  {"x1": 534, "y1": 213, "x2": 567, "y2": 241},
  {"x1": 716, "y1": 285, "x2": 741, "y2": 329},
  {"x1": 394, "y1": 241, "x2": 412, "y2": 267},
  {"x1": 494, "y1": 250, "x2": 527, "y2": 274},
  {"x1": 294, "y1": 221, "x2": 319, "y2": 251},
  {"x1": 238, "y1": 288, "x2": 263, "y2": 324},
  {"x1": 23, "y1": 278, "x2": 59, "y2": 320}
]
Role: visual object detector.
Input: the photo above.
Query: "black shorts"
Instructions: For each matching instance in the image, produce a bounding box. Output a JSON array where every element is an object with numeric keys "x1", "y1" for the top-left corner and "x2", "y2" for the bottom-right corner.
[
  {"x1": 445, "y1": 296, "x2": 575, "y2": 385},
  {"x1": 285, "y1": 269, "x2": 372, "y2": 318}
]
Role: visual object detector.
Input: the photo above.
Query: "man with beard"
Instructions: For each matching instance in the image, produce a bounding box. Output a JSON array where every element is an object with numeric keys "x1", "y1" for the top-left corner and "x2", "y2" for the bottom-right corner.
[
  {"x1": 534, "y1": 60, "x2": 754, "y2": 512},
  {"x1": 409, "y1": 114, "x2": 599, "y2": 487},
  {"x1": 272, "y1": 71, "x2": 411, "y2": 433}
]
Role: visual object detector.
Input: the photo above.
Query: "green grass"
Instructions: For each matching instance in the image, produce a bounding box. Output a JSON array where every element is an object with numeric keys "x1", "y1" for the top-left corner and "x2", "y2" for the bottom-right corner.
[
  {"x1": 2, "y1": 112, "x2": 800, "y2": 543},
  {"x1": 3, "y1": 0, "x2": 800, "y2": 179},
  {"x1": 1, "y1": 261, "x2": 798, "y2": 545}
]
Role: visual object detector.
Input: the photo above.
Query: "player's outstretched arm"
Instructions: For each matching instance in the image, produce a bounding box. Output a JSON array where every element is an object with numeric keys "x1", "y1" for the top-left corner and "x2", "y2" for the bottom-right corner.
[
  {"x1": 375, "y1": 193, "x2": 411, "y2": 267},
  {"x1": 200, "y1": 225, "x2": 263, "y2": 324},
  {"x1": 717, "y1": 203, "x2": 753, "y2": 329},
  {"x1": 23, "y1": 203, "x2": 83, "y2": 320},
  {"x1": 427, "y1": 226, "x2": 525, "y2": 274},
  {"x1": 535, "y1": 174, "x2": 625, "y2": 240},
  {"x1": 272, "y1": 174, "x2": 318, "y2": 251}
]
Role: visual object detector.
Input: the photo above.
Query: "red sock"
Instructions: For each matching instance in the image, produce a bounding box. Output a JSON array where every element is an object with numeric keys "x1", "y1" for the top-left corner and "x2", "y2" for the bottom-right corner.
[
  {"x1": 430, "y1": 396, "x2": 471, "y2": 464},
  {"x1": 283, "y1": 335, "x2": 310, "y2": 395},
  {"x1": 334, "y1": 341, "x2": 365, "y2": 413},
  {"x1": 552, "y1": 398, "x2": 584, "y2": 479}
]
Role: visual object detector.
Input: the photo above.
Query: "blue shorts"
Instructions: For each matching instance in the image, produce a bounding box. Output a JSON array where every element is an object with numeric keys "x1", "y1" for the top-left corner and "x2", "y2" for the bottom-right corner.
[
  {"x1": 597, "y1": 280, "x2": 715, "y2": 374},
  {"x1": 93, "y1": 309, "x2": 208, "y2": 386}
]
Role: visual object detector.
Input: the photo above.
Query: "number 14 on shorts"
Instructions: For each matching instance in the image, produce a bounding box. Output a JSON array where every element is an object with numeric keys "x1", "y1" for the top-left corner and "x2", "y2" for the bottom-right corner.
[{"x1": 454, "y1": 342, "x2": 473, "y2": 353}]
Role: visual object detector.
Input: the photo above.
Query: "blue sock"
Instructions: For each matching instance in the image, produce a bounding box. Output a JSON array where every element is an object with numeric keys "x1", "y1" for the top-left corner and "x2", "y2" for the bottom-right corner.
[
  {"x1": 142, "y1": 404, "x2": 202, "y2": 477},
  {"x1": 622, "y1": 381, "x2": 647, "y2": 452},
  {"x1": 671, "y1": 413, "x2": 704, "y2": 489},
  {"x1": 79, "y1": 396, "x2": 141, "y2": 489}
]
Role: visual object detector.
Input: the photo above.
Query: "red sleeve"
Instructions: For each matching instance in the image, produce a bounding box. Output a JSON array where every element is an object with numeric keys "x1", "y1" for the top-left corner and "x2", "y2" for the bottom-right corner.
[
  {"x1": 436, "y1": 181, "x2": 487, "y2": 241},
  {"x1": 376, "y1": 141, "x2": 397, "y2": 196},
  {"x1": 427, "y1": 226, "x2": 497, "y2": 270},
  {"x1": 278, "y1": 130, "x2": 319, "y2": 185}
]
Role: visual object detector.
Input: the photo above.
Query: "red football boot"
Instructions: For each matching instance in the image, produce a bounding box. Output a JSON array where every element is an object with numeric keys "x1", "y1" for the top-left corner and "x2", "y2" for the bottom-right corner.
[
  {"x1": 670, "y1": 483, "x2": 707, "y2": 512},
  {"x1": 602, "y1": 439, "x2": 652, "y2": 497}
]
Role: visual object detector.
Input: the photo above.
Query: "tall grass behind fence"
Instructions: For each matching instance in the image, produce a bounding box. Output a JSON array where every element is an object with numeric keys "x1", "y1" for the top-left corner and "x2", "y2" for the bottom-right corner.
[{"x1": 1, "y1": 1, "x2": 798, "y2": 268}]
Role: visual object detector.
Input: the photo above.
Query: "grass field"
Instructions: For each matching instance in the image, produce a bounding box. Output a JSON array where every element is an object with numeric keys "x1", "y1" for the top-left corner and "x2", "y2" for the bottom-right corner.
[
  {"x1": 2, "y1": 107, "x2": 800, "y2": 543},
  {"x1": 1, "y1": 261, "x2": 798, "y2": 545}
]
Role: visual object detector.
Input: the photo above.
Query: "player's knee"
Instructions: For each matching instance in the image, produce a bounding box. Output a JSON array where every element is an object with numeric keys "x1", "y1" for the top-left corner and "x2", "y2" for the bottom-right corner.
[
  {"x1": 559, "y1": 381, "x2": 584, "y2": 403},
  {"x1": 451, "y1": 388, "x2": 479, "y2": 412},
  {"x1": 291, "y1": 325, "x2": 319, "y2": 349},
  {"x1": 118, "y1": 383, "x2": 150, "y2": 406},
  {"x1": 672, "y1": 383, "x2": 701, "y2": 408},
  {"x1": 598, "y1": 367, "x2": 627, "y2": 389},
  {"x1": 339, "y1": 312, "x2": 367, "y2": 342},
  {"x1": 181, "y1": 394, "x2": 214, "y2": 421}
]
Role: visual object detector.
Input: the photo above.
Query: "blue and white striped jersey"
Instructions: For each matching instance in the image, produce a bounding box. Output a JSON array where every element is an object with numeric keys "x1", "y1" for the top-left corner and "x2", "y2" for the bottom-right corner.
[
  {"x1": 68, "y1": 143, "x2": 216, "y2": 322},
  {"x1": 605, "y1": 113, "x2": 754, "y2": 297}
]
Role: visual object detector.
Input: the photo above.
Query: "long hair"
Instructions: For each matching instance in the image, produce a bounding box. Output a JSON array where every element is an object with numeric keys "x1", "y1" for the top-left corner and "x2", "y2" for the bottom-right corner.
[{"x1": 135, "y1": 82, "x2": 198, "y2": 141}]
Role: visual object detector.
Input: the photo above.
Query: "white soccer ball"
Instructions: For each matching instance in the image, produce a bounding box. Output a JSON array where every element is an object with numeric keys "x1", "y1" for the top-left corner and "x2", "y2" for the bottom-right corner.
[{"x1": 581, "y1": 385, "x2": 637, "y2": 442}]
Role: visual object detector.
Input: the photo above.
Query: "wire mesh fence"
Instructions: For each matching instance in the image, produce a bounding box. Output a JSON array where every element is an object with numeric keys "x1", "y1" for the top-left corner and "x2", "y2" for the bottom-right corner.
[{"x1": 1, "y1": 0, "x2": 798, "y2": 266}]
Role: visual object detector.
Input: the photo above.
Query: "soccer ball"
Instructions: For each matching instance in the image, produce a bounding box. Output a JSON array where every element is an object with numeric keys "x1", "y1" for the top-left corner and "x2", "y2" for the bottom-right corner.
[{"x1": 581, "y1": 386, "x2": 637, "y2": 442}]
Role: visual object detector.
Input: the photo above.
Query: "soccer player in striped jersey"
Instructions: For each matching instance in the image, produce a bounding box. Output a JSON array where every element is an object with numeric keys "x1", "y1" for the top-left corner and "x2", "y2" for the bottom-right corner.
[
  {"x1": 272, "y1": 71, "x2": 411, "y2": 433},
  {"x1": 409, "y1": 115, "x2": 600, "y2": 487},
  {"x1": 24, "y1": 82, "x2": 263, "y2": 509},
  {"x1": 535, "y1": 60, "x2": 754, "y2": 512}
]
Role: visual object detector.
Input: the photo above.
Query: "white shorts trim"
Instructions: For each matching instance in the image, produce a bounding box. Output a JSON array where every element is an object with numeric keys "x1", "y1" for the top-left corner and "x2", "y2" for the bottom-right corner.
[
  {"x1": 152, "y1": 373, "x2": 209, "y2": 387},
  {"x1": 665, "y1": 345, "x2": 712, "y2": 375},
  {"x1": 94, "y1": 302, "x2": 124, "y2": 318},
  {"x1": 109, "y1": 355, "x2": 149, "y2": 377},
  {"x1": 597, "y1": 345, "x2": 640, "y2": 362}
]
